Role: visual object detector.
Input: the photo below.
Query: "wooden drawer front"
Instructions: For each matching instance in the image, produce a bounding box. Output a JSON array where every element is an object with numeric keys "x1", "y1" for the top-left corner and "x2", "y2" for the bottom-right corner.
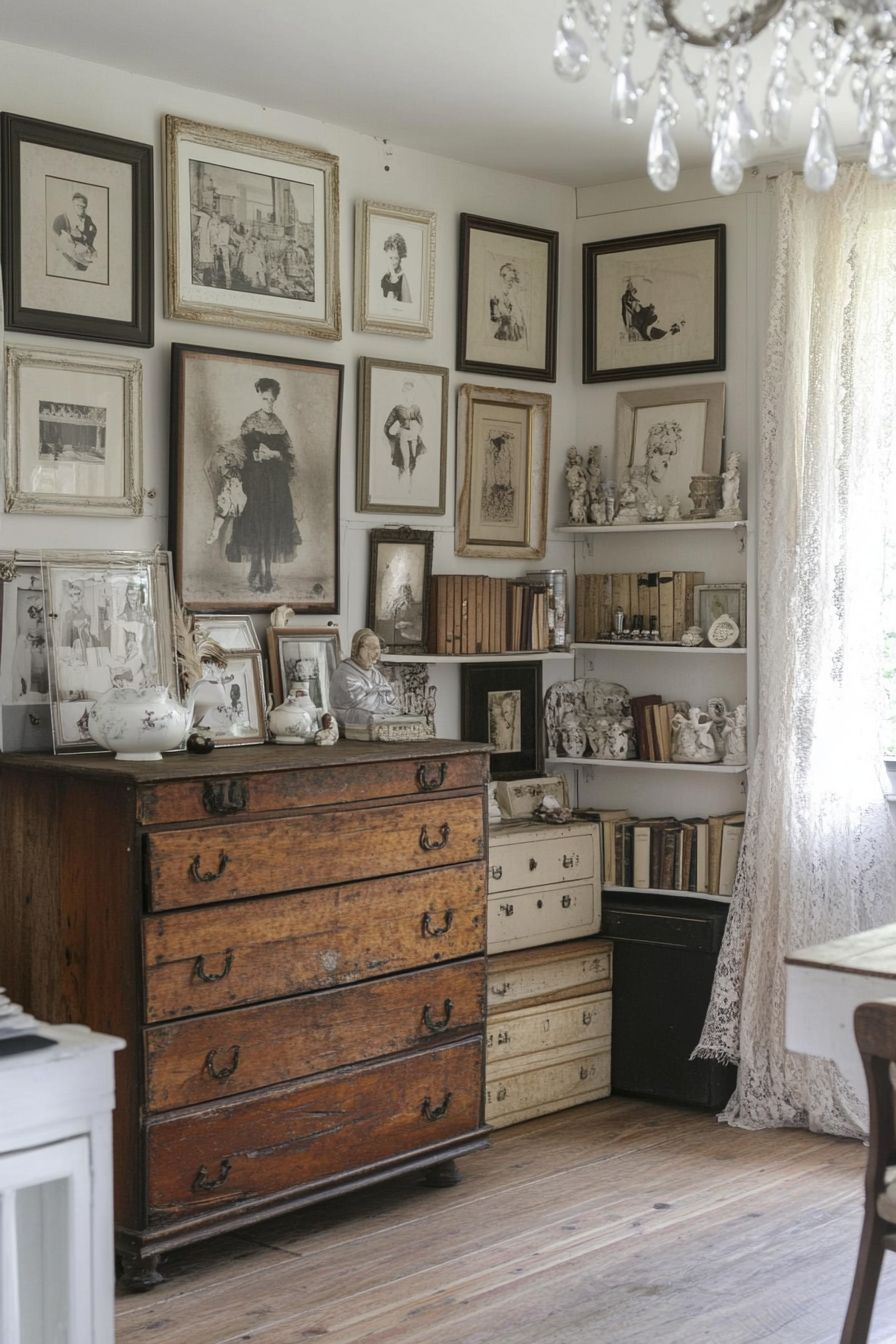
[
  {"x1": 137, "y1": 751, "x2": 488, "y2": 825},
  {"x1": 488, "y1": 939, "x2": 612, "y2": 1013},
  {"x1": 487, "y1": 881, "x2": 601, "y2": 955},
  {"x1": 485, "y1": 1040, "x2": 611, "y2": 1129},
  {"x1": 488, "y1": 827, "x2": 596, "y2": 895},
  {"x1": 145, "y1": 959, "x2": 485, "y2": 1111},
  {"x1": 486, "y1": 991, "x2": 611, "y2": 1065},
  {"x1": 146, "y1": 794, "x2": 484, "y2": 911},
  {"x1": 144, "y1": 862, "x2": 486, "y2": 1021},
  {"x1": 146, "y1": 1038, "x2": 483, "y2": 1223}
]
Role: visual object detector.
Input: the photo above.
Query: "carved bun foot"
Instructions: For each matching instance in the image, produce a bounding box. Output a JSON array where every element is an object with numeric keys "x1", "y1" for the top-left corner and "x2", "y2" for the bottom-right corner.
[
  {"x1": 118, "y1": 1252, "x2": 164, "y2": 1292},
  {"x1": 422, "y1": 1158, "x2": 462, "y2": 1188}
]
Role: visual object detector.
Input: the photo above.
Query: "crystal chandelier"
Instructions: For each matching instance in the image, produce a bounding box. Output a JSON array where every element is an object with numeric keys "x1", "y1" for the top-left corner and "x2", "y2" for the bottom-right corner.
[{"x1": 552, "y1": 1, "x2": 896, "y2": 194}]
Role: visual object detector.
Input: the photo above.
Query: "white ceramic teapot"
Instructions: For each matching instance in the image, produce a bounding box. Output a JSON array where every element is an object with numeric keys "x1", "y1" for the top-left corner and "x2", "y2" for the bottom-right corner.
[
  {"x1": 267, "y1": 682, "x2": 323, "y2": 744},
  {"x1": 87, "y1": 680, "x2": 223, "y2": 760}
]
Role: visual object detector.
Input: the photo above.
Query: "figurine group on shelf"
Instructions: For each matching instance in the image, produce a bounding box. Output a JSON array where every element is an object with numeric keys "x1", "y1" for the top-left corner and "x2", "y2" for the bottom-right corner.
[
  {"x1": 670, "y1": 698, "x2": 747, "y2": 766},
  {"x1": 565, "y1": 445, "x2": 743, "y2": 526},
  {"x1": 544, "y1": 677, "x2": 637, "y2": 761}
]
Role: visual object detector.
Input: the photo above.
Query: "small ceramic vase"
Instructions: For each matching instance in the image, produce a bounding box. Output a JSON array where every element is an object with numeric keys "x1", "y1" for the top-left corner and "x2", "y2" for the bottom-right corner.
[{"x1": 688, "y1": 474, "x2": 723, "y2": 519}]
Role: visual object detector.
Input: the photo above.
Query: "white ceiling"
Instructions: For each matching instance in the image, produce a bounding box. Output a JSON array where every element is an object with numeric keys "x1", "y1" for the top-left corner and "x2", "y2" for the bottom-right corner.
[{"x1": 0, "y1": 0, "x2": 863, "y2": 187}]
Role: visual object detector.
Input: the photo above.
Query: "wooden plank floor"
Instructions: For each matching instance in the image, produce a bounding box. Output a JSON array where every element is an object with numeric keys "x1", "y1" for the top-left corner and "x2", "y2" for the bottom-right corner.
[{"x1": 115, "y1": 1095, "x2": 896, "y2": 1344}]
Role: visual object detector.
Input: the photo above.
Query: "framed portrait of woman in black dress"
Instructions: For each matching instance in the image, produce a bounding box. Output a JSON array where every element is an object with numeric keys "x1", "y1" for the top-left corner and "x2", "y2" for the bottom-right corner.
[{"x1": 169, "y1": 343, "x2": 343, "y2": 613}]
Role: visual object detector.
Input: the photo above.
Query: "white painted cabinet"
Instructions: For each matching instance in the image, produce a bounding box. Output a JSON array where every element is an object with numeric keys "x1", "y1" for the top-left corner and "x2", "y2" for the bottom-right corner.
[{"x1": 487, "y1": 819, "x2": 601, "y2": 954}]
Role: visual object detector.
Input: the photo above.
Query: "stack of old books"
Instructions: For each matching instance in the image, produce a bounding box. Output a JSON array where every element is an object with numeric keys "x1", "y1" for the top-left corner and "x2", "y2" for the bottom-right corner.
[
  {"x1": 428, "y1": 574, "x2": 554, "y2": 654},
  {"x1": 577, "y1": 808, "x2": 746, "y2": 897},
  {"x1": 576, "y1": 570, "x2": 705, "y2": 642}
]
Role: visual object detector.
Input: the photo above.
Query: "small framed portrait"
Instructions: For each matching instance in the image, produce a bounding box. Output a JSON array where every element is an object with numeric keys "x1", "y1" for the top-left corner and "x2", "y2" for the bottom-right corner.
[
  {"x1": 367, "y1": 526, "x2": 433, "y2": 656},
  {"x1": 190, "y1": 614, "x2": 260, "y2": 652},
  {"x1": 164, "y1": 116, "x2": 340, "y2": 342},
  {"x1": 265, "y1": 626, "x2": 343, "y2": 708},
  {"x1": 457, "y1": 214, "x2": 559, "y2": 382},
  {"x1": 1, "y1": 113, "x2": 153, "y2": 346},
  {"x1": 169, "y1": 343, "x2": 343, "y2": 613},
  {"x1": 460, "y1": 661, "x2": 544, "y2": 779},
  {"x1": 693, "y1": 582, "x2": 747, "y2": 647},
  {"x1": 583, "y1": 224, "x2": 726, "y2": 383},
  {"x1": 0, "y1": 554, "x2": 53, "y2": 752},
  {"x1": 354, "y1": 200, "x2": 436, "y2": 338},
  {"x1": 613, "y1": 382, "x2": 726, "y2": 518},
  {"x1": 42, "y1": 550, "x2": 178, "y2": 753},
  {"x1": 4, "y1": 344, "x2": 143, "y2": 516},
  {"x1": 357, "y1": 357, "x2": 448, "y2": 516},
  {"x1": 456, "y1": 384, "x2": 551, "y2": 560},
  {"x1": 193, "y1": 649, "x2": 266, "y2": 746}
]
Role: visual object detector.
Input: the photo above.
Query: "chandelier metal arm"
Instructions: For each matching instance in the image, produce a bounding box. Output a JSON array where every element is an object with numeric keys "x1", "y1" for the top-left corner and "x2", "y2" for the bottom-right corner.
[{"x1": 659, "y1": 0, "x2": 789, "y2": 48}]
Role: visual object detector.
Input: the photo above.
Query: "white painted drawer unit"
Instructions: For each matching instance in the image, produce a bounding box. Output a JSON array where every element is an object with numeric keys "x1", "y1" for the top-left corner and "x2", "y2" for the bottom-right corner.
[
  {"x1": 486, "y1": 820, "x2": 601, "y2": 955},
  {"x1": 485, "y1": 938, "x2": 613, "y2": 1128}
]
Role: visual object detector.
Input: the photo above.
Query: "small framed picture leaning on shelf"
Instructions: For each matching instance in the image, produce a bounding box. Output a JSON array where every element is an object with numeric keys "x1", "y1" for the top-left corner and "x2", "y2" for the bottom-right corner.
[
  {"x1": 367, "y1": 526, "x2": 433, "y2": 657},
  {"x1": 613, "y1": 381, "x2": 725, "y2": 521},
  {"x1": 461, "y1": 660, "x2": 544, "y2": 780},
  {"x1": 266, "y1": 625, "x2": 343, "y2": 710}
]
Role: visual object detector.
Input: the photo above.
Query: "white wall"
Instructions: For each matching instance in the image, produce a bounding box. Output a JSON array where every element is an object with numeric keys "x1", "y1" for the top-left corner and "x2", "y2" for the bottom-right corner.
[{"x1": 0, "y1": 39, "x2": 580, "y2": 737}]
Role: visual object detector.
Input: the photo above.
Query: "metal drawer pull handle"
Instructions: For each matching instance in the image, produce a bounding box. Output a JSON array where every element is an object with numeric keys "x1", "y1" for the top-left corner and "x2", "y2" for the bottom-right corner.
[
  {"x1": 529, "y1": 858, "x2": 538, "y2": 871},
  {"x1": 562, "y1": 854, "x2": 575, "y2": 868},
  {"x1": 420, "y1": 823, "x2": 450, "y2": 851},
  {"x1": 202, "y1": 780, "x2": 249, "y2": 815},
  {"x1": 421, "y1": 1093, "x2": 453, "y2": 1122},
  {"x1": 490, "y1": 864, "x2": 503, "y2": 880},
  {"x1": 422, "y1": 910, "x2": 454, "y2": 938},
  {"x1": 206, "y1": 1045, "x2": 240, "y2": 1079},
  {"x1": 193, "y1": 1159, "x2": 232, "y2": 1192},
  {"x1": 189, "y1": 852, "x2": 231, "y2": 883},
  {"x1": 422, "y1": 1000, "x2": 454, "y2": 1034},
  {"x1": 195, "y1": 950, "x2": 234, "y2": 983},
  {"x1": 416, "y1": 762, "x2": 447, "y2": 791},
  {"x1": 561, "y1": 894, "x2": 572, "y2": 908}
]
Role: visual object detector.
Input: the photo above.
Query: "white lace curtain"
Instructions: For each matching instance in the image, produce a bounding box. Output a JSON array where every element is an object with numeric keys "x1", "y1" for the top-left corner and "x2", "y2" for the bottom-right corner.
[{"x1": 694, "y1": 166, "x2": 896, "y2": 1139}]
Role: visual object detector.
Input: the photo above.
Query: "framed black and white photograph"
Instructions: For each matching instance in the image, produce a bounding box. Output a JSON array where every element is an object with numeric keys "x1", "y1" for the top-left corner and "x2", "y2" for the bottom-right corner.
[
  {"x1": 1, "y1": 113, "x2": 153, "y2": 346},
  {"x1": 191, "y1": 613, "x2": 260, "y2": 652},
  {"x1": 461, "y1": 660, "x2": 544, "y2": 779},
  {"x1": 583, "y1": 224, "x2": 726, "y2": 383},
  {"x1": 0, "y1": 554, "x2": 52, "y2": 752},
  {"x1": 613, "y1": 382, "x2": 726, "y2": 516},
  {"x1": 357, "y1": 356, "x2": 448, "y2": 515},
  {"x1": 457, "y1": 214, "x2": 559, "y2": 382},
  {"x1": 42, "y1": 550, "x2": 178, "y2": 753},
  {"x1": 456, "y1": 384, "x2": 551, "y2": 560},
  {"x1": 694, "y1": 582, "x2": 747, "y2": 647},
  {"x1": 354, "y1": 200, "x2": 436, "y2": 338},
  {"x1": 4, "y1": 344, "x2": 143, "y2": 516},
  {"x1": 193, "y1": 649, "x2": 266, "y2": 746},
  {"x1": 266, "y1": 625, "x2": 342, "y2": 707},
  {"x1": 164, "y1": 116, "x2": 340, "y2": 341},
  {"x1": 169, "y1": 343, "x2": 343, "y2": 613},
  {"x1": 367, "y1": 526, "x2": 433, "y2": 656}
]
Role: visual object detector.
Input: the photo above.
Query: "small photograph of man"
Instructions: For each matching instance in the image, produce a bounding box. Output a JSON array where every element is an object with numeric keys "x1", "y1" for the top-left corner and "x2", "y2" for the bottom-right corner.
[{"x1": 46, "y1": 177, "x2": 108, "y2": 284}]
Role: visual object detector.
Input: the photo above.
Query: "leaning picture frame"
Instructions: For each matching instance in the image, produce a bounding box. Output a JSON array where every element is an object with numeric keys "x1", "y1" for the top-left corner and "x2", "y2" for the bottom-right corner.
[
  {"x1": 266, "y1": 625, "x2": 343, "y2": 708},
  {"x1": 169, "y1": 342, "x2": 343, "y2": 613},
  {"x1": 583, "y1": 224, "x2": 725, "y2": 383},
  {"x1": 190, "y1": 613, "x2": 260, "y2": 652},
  {"x1": 194, "y1": 649, "x2": 267, "y2": 746},
  {"x1": 367, "y1": 526, "x2": 433, "y2": 656},
  {"x1": 1, "y1": 112, "x2": 153, "y2": 346},
  {"x1": 357, "y1": 356, "x2": 448, "y2": 516},
  {"x1": 354, "y1": 200, "x2": 436, "y2": 338},
  {"x1": 456, "y1": 383, "x2": 551, "y2": 560},
  {"x1": 0, "y1": 551, "x2": 53, "y2": 752},
  {"x1": 460, "y1": 660, "x2": 544, "y2": 780},
  {"x1": 164, "y1": 115, "x2": 341, "y2": 341},
  {"x1": 613, "y1": 382, "x2": 726, "y2": 518},
  {"x1": 4, "y1": 343, "x2": 143, "y2": 516},
  {"x1": 693, "y1": 582, "x2": 747, "y2": 647},
  {"x1": 457, "y1": 213, "x2": 559, "y2": 382}
]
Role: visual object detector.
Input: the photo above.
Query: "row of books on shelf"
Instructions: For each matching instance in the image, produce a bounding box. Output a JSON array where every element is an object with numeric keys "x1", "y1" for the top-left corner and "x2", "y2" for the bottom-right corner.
[
  {"x1": 580, "y1": 807, "x2": 746, "y2": 897},
  {"x1": 576, "y1": 571, "x2": 704, "y2": 643},
  {"x1": 428, "y1": 574, "x2": 557, "y2": 655},
  {"x1": 630, "y1": 694, "x2": 686, "y2": 762}
]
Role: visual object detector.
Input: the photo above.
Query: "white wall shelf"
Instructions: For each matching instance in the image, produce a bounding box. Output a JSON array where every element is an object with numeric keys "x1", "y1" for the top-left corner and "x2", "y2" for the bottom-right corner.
[
  {"x1": 556, "y1": 520, "x2": 747, "y2": 535},
  {"x1": 571, "y1": 642, "x2": 746, "y2": 656},
  {"x1": 545, "y1": 756, "x2": 748, "y2": 774},
  {"x1": 382, "y1": 651, "x2": 575, "y2": 664}
]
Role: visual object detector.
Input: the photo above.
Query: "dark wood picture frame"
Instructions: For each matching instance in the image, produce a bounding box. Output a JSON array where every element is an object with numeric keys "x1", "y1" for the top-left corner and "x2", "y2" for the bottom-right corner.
[
  {"x1": 366, "y1": 525, "x2": 433, "y2": 656},
  {"x1": 1, "y1": 113, "x2": 153, "y2": 346},
  {"x1": 583, "y1": 223, "x2": 725, "y2": 384},
  {"x1": 457, "y1": 213, "x2": 559, "y2": 383},
  {"x1": 169, "y1": 342, "x2": 343, "y2": 614},
  {"x1": 461, "y1": 660, "x2": 544, "y2": 779}
]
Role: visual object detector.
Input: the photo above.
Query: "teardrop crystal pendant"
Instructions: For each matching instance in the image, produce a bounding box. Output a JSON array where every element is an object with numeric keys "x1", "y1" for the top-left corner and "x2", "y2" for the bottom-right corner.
[
  {"x1": 610, "y1": 61, "x2": 638, "y2": 125},
  {"x1": 647, "y1": 110, "x2": 680, "y2": 192},
  {"x1": 553, "y1": 12, "x2": 589, "y2": 83},
  {"x1": 767, "y1": 79, "x2": 792, "y2": 146},
  {"x1": 729, "y1": 101, "x2": 759, "y2": 166},
  {"x1": 868, "y1": 121, "x2": 896, "y2": 180},
  {"x1": 711, "y1": 137, "x2": 744, "y2": 195},
  {"x1": 804, "y1": 105, "x2": 838, "y2": 192}
]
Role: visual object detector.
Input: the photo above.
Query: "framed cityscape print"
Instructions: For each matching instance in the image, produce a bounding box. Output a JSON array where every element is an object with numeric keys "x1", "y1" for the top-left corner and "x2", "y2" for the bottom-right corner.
[
  {"x1": 455, "y1": 384, "x2": 551, "y2": 560},
  {"x1": 1, "y1": 113, "x2": 153, "y2": 346},
  {"x1": 460, "y1": 660, "x2": 544, "y2": 779},
  {"x1": 356, "y1": 356, "x2": 448, "y2": 515},
  {"x1": 457, "y1": 214, "x2": 558, "y2": 382},
  {"x1": 164, "y1": 116, "x2": 341, "y2": 341},
  {"x1": 583, "y1": 223, "x2": 725, "y2": 383},
  {"x1": 169, "y1": 343, "x2": 343, "y2": 613},
  {"x1": 4, "y1": 344, "x2": 143, "y2": 516},
  {"x1": 367, "y1": 526, "x2": 433, "y2": 656},
  {"x1": 354, "y1": 200, "x2": 436, "y2": 338}
]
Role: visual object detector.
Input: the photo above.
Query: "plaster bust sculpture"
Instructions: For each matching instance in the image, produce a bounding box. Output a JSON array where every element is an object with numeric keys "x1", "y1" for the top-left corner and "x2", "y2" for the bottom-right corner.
[{"x1": 328, "y1": 628, "x2": 401, "y2": 729}]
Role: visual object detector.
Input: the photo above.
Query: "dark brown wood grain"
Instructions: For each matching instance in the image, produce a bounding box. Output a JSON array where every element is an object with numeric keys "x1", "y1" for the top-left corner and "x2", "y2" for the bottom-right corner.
[{"x1": 143, "y1": 862, "x2": 486, "y2": 1021}]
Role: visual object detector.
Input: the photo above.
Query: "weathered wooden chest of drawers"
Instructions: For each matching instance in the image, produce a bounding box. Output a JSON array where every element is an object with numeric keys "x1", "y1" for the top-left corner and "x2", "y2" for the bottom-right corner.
[
  {"x1": 0, "y1": 741, "x2": 490, "y2": 1288},
  {"x1": 486, "y1": 819, "x2": 602, "y2": 954}
]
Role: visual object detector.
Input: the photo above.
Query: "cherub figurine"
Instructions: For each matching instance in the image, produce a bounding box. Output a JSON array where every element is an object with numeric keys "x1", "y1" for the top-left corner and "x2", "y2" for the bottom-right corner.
[
  {"x1": 717, "y1": 452, "x2": 743, "y2": 520},
  {"x1": 613, "y1": 471, "x2": 641, "y2": 525},
  {"x1": 586, "y1": 446, "x2": 606, "y2": 525},
  {"x1": 565, "y1": 447, "x2": 589, "y2": 525}
]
